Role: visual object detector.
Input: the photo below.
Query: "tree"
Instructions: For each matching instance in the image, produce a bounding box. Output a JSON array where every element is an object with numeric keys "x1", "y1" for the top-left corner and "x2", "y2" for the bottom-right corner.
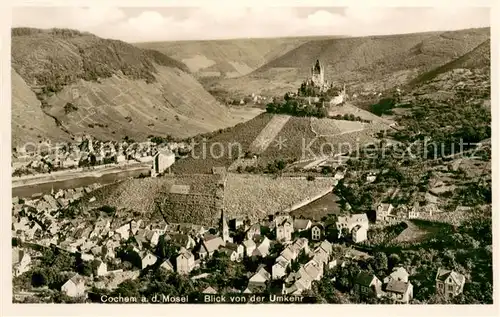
[
  {"x1": 388, "y1": 253, "x2": 401, "y2": 269},
  {"x1": 372, "y1": 252, "x2": 389, "y2": 274},
  {"x1": 156, "y1": 235, "x2": 178, "y2": 260}
]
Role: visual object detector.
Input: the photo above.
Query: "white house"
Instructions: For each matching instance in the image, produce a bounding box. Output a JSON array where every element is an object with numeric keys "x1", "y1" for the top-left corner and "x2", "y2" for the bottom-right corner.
[
  {"x1": 276, "y1": 219, "x2": 294, "y2": 242},
  {"x1": 176, "y1": 248, "x2": 196, "y2": 275},
  {"x1": 61, "y1": 274, "x2": 86, "y2": 298},
  {"x1": 160, "y1": 259, "x2": 175, "y2": 272},
  {"x1": 376, "y1": 203, "x2": 394, "y2": 222},
  {"x1": 242, "y1": 239, "x2": 256, "y2": 257},
  {"x1": 252, "y1": 237, "x2": 271, "y2": 257},
  {"x1": 12, "y1": 248, "x2": 31, "y2": 277},
  {"x1": 352, "y1": 224, "x2": 368, "y2": 243},
  {"x1": 95, "y1": 261, "x2": 108, "y2": 277},
  {"x1": 249, "y1": 267, "x2": 271, "y2": 286},
  {"x1": 114, "y1": 223, "x2": 130, "y2": 241},
  {"x1": 140, "y1": 251, "x2": 158, "y2": 270},
  {"x1": 199, "y1": 236, "x2": 225, "y2": 259},
  {"x1": 272, "y1": 260, "x2": 289, "y2": 280},
  {"x1": 384, "y1": 267, "x2": 410, "y2": 284},
  {"x1": 151, "y1": 149, "x2": 175, "y2": 177}
]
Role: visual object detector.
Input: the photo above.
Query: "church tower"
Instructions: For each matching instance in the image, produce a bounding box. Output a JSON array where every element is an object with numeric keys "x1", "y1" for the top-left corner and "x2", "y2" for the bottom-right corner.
[{"x1": 220, "y1": 209, "x2": 230, "y2": 243}]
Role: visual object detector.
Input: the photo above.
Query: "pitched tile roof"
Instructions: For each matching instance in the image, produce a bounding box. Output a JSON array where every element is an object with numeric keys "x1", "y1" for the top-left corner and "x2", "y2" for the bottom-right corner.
[
  {"x1": 203, "y1": 236, "x2": 225, "y2": 253},
  {"x1": 436, "y1": 268, "x2": 465, "y2": 285},
  {"x1": 355, "y1": 271, "x2": 377, "y2": 287},
  {"x1": 385, "y1": 280, "x2": 410, "y2": 294},
  {"x1": 293, "y1": 219, "x2": 311, "y2": 230}
]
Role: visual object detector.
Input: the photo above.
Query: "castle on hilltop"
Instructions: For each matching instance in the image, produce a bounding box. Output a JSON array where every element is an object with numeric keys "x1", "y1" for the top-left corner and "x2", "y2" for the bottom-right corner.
[{"x1": 303, "y1": 59, "x2": 333, "y2": 93}]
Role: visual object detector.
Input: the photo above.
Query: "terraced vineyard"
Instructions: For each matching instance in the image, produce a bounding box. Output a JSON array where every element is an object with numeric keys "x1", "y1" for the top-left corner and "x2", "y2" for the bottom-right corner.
[
  {"x1": 224, "y1": 173, "x2": 336, "y2": 221},
  {"x1": 171, "y1": 113, "x2": 274, "y2": 174},
  {"x1": 258, "y1": 116, "x2": 318, "y2": 163},
  {"x1": 248, "y1": 114, "x2": 291, "y2": 154},
  {"x1": 310, "y1": 117, "x2": 342, "y2": 136}
]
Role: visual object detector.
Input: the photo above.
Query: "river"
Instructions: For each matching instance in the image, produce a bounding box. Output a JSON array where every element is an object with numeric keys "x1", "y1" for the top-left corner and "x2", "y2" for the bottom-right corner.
[{"x1": 12, "y1": 168, "x2": 150, "y2": 198}]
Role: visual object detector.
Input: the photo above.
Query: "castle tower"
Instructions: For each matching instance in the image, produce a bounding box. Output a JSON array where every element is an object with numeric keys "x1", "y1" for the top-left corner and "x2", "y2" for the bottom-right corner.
[{"x1": 311, "y1": 59, "x2": 325, "y2": 87}]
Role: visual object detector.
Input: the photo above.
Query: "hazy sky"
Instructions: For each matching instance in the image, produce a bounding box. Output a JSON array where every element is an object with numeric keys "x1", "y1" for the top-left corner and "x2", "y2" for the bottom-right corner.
[{"x1": 12, "y1": 6, "x2": 490, "y2": 42}]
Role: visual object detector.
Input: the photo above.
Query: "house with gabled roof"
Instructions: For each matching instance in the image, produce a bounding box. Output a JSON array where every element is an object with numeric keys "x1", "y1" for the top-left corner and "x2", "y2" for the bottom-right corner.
[
  {"x1": 293, "y1": 218, "x2": 312, "y2": 232},
  {"x1": 248, "y1": 266, "x2": 271, "y2": 286},
  {"x1": 222, "y1": 242, "x2": 244, "y2": 261},
  {"x1": 375, "y1": 203, "x2": 394, "y2": 222},
  {"x1": 276, "y1": 247, "x2": 296, "y2": 264},
  {"x1": 198, "y1": 235, "x2": 225, "y2": 259},
  {"x1": 310, "y1": 222, "x2": 324, "y2": 241},
  {"x1": 160, "y1": 259, "x2": 175, "y2": 272},
  {"x1": 435, "y1": 268, "x2": 466, "y2": 298},
  {"x1": 384, "y1": 279, "x2": 413, "y2": 303},
  {"x1": 272, "y1": 259, "x2": 289, "y2": 280},
  {"x1": 276, "y1": 218, "x2": 294, "y2": 242},
  {"x1": 114, "y1": 223, "x2": 130, "y2": 241},
  {"x1": 95, "y1": 261, "x2": 108, "y2": 277},
  {"x1": 384, "y1": 267, "x2": 409, "y2": 284},
  {"x1": 61, "y1": 274, "x2": 86, "y2": 298},
  {"x1": 252, "y1": 236, "x2": 271, "y2": 258},
  {"x1": 352, "y1": 224, "x2": 368, "y2": 243},
  {"x1": 150, "y1": 221, "x2": 168, "y2": 235},
  {"x1": 291, "y1": 237, "x2": 310, "y2": 254},
  {"x1": 12, "y1": 248, "x2": 31, "y2": 277},
  {"x1": 303, "y1": 259, "x2": 323, "y2": 281},
  {"x1": 353, "y1": 272, "x2": 383, "y2": 298},
  {"x1": 242, "y1": 239, "x2": 256, "y2": 257},
  {"x1": 202, "y1": 286, "x2": 218, "y2": 294},
  {"x1": 176, "y1": 248, "x2": 196, "y2": 275},
  {"x1": 170, "y1": 233, "x2": 196, "y2": 250},
  {"x1": 139, "y1": 251, "x2": 158, "y2": 270},
  {"x1": 245, "y1": 223, "x2": 261, "y2": 240}
]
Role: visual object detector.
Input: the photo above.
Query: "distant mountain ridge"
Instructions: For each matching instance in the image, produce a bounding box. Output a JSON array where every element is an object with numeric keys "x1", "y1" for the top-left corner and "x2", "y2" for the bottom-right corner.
[
  {"x1": 209, "y1": 27, "x2": 490, "y2": 97},
  {"x1": 11, "y1": 28, "x2": 252, "y2": 147},
  {"x1": 134, "y1": 36, "x2": 344, "y2": 79}
]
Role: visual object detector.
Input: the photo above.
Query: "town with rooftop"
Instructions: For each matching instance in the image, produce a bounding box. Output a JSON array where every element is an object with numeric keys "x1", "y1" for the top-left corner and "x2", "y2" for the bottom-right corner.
[{"x1": 10, "y1": 14, "x2": 492, "y2": 306}]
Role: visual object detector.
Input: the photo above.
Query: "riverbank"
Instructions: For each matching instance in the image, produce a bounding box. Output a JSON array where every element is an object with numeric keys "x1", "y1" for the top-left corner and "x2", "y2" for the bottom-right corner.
[
  {"x1": 12, "y1": 166, "x2": 151, "y2": 199},
  {"x1": 12, "y1": 162, "x2": 151, "y2": 188}
]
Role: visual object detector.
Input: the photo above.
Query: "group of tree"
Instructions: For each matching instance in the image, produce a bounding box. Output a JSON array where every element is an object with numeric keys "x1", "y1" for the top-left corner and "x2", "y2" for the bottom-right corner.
[{"x1": 266, "y1": 98, "x2": 329, "y2": 118}]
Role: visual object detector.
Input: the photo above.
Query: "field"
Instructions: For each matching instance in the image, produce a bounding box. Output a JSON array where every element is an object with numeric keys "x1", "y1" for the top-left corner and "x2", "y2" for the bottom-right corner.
[
  {"x1": 392, "y1": 220, "x2": 447, "y2": 244},
  {"x1": 290, "y1": 193, "x2": 343, "y2": 221}
]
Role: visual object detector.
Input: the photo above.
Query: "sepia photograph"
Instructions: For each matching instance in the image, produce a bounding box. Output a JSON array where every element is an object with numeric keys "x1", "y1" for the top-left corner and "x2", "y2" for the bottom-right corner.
[{"x1": 4, "y1": 0, "x2": 496, "y2": 312}]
